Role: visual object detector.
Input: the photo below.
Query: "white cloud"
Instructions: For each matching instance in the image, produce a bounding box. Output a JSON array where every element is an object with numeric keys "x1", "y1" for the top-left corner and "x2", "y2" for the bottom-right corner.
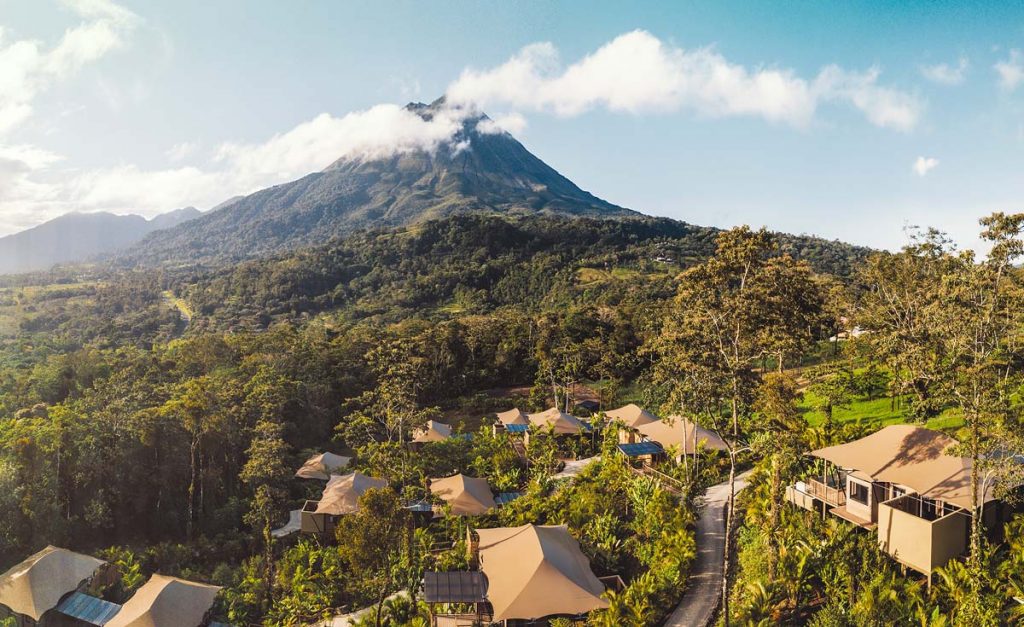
[
  {"x1": 920, "y1": 57, "x2": 969, "y2": 85},
  {"x1": 995, "y1": 49, "x2": 1024, "y2": 91},
  {"x1": 913, "y1": 156, "x2": 939, "y2": 176},
  {"x1": 0, "y1": 103, "x2": 472, "y2": 234},
  {"x1": 447, "y1": 30, "x2": 921, "y2": 131},
  {"x1": 165, "y1": 141, "x2": 197, "y2": 162},
  {"x1": 0, "y1": 0, "x2": 138, "y2": 136},
  {"x1": 214, "y1": 104, "x2": 465, "y2": 192},
  {"x1": 476, "y1": 112, "x2": 528, "y2": 135}
]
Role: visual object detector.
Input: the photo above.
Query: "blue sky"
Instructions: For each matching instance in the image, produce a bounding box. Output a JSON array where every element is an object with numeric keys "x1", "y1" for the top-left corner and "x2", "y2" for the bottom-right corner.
[{"x1": 3, "y1": 1, "x2": 1024, "y2": 249}]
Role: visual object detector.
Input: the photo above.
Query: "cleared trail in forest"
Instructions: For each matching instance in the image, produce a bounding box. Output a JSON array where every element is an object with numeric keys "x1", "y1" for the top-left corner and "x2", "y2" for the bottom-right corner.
[{"x1": 662, "y1": 470, "x2": 751, "y2": 627}]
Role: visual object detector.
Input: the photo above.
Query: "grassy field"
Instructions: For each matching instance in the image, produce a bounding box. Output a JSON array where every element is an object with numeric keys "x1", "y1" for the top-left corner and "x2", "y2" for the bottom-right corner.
[
  {"x1": 799, "y1": 390, "x2": 964, "y2": 431},
  {"x1": 0, "y1": 281, "x2": 100, "y2": 338}
]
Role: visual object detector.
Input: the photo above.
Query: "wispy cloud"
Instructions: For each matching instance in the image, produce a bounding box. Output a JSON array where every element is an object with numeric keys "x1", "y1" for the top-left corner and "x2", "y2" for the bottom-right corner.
[
  {"x1": 995, "y1": 49, "x2": 1024, "y2": 91},
  {"x1": 913, "y1": 156, "x2": 939, "y2": 176},
  {"x1": 920, "y1": 57, "x2": 969, "y2": 85},
  {"x1": 165, "y1": 141, "x2": 197, "y2": 162},
  {"x1": 0, "y1": 0, "x2": 138, "y2": 135},
  {"x1": 446, "y1": 30, "x2": 922, "y2": 131}
]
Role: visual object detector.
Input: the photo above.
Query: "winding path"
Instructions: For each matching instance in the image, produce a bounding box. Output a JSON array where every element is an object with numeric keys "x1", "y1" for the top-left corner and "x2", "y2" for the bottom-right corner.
[{"x1": 663, "y1": 470, "x2": 751, "y2": 627}]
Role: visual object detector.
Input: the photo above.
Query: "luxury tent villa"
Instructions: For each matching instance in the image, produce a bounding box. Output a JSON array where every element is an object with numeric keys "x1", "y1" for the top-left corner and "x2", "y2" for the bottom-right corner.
[
  {"x1": 424, "y1": 524, "x2": 613, "y2": 625},
  {"x1": 429, "y1": 473, "x2": 497, "y2": 516},
  {"x1": 634, "y1": 415, "x2": 729, "y2": 460},
  {"x1": 104, "y1": 575, "x2": 221, "y2": 627},
  {"x1": 495, "y1": 408, "x2": 528, "y2": 427},
  {"x1": 786, "y1": 424, "x2": 1013, "y2": 579},
  {"x1": 604, "y1": 403, "x2": 728, "y2": 462},
  {"x1": 413, "y1": 420, "x2": 454, "y2": 444},
  {"x1": 0, "y1": 546, "x2": 108, "y2": 626},
  {"x1": 604, "y1": 403, "x2": 660, "y2": 436},
  {"x1": 301, "y1": 471, "x2": 388, "y2": 535},
  {"x1": 294, "y1": 451, "x2": 351, "y2": 480},
  {"x1": 0, "y1": 547, "x2": 221, "y2": 627}
]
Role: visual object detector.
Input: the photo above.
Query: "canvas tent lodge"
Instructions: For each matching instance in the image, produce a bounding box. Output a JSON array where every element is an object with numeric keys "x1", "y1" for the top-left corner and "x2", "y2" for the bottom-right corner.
[
  {"x1": 0, "y1": 547, "x2": 221, "y2": 627},
  {"x1": 412, "y1": 420, "x2": 454, "y2": 445},
  {"x1": 429, "y1": 473, "x2": 497, "y2": 516},
  {"x1": 603, "y1": 403, "x2": 728, "y2": 463},
  {"x1": 786, "y1": 424, "x2": 1015, "y2": 579},
  {"x1": 301, "y1": 471, "x2": 388, "y2": 535},
  {"x1": 424, "y1": 524, "x2": 612, "y2": 626},
  {"x1": 294, "y1": 451, "x2": 351, "y2": 481},
  {"x1": 0, "y1": 546, "x2": 109, "y2": 627},
  {"x1": 104, "y1": 574, "x2": 220, "y2": 627}
]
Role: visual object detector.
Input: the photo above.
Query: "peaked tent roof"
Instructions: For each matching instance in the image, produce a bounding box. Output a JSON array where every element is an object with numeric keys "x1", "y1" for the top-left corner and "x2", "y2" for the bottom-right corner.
[
  {"x1": 496, "y1": 408, "x2": 529, "y2": 426},
  {"x1": 636, "y1": 416, "x2": 728, "y2": 454},
  {"x1": 810, "y1": 424, "x2": 991, "y2": 510},
  {"x1": 295, "y1": 452, "x2": 351, "y2": 480},
  {"x1": 476, "y1": 524, "x2": 608, "y2": 622},
  {"x1": 105, "y1": 574, "x2": 220, "y2": 627},
  {"x1": 430, "y1": 474, "x2": 496, "y2": 516},
  {"x1": 604, "y1": 403, "x2": 660, "y2": 428},
  {"x1": 314, "y1": 472, "x2": 388, "y2": 515},
  {"x1": 0, "y1": 546, "x2": 105, "y2": 621},
  {"x1": 527, "y1": 408, "x2": 588, "y2": 435},
  {"x1": 413, "y1": 420, "x2": 453, "y2": 443}
]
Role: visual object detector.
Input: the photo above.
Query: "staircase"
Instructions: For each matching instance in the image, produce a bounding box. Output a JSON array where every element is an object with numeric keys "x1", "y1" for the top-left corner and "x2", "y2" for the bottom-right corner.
[{"x1": 629, "y1": 463, "x2": 684, "y2": 496}]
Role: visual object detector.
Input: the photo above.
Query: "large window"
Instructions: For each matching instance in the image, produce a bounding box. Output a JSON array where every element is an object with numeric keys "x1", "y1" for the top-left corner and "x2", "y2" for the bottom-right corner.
[{"x1": 849, "y1": 481, "x2": 869, "y2": 505}]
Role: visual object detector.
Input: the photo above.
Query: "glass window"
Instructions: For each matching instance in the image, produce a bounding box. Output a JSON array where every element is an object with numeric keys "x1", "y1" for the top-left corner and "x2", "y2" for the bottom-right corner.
[{"x1": 849, "y1": 481, "x2": 869, "y2": 504}]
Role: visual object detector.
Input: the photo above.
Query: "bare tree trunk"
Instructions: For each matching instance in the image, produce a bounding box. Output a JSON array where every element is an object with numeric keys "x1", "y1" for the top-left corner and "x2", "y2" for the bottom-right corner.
[
  {"x1": 722, "y1": 454, "x2": 737, "y2": 627},
  {"x1": 187, "y1": 433, "x2": 198, "y2": 541}
]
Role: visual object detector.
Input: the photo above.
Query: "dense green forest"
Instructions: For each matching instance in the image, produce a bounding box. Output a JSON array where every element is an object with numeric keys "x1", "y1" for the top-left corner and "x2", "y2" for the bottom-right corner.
[{"x1": 2, "y1": 212, "x2": 1023, "y2": 626}]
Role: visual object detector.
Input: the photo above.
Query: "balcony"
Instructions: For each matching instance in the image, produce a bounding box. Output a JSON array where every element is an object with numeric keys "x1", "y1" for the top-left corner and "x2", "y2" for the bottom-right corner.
[
  {"x1": 786, "y1": 475, "x2": 846, "y2": 511},
  {"x1": 877, "y1": 493, "x2": 967, "y2": 576}
]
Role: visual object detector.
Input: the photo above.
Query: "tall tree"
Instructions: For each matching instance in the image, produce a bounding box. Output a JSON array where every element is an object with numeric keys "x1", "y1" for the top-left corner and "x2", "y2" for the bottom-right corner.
[
  {"x1": 335, "y1": 488, "x2": 412, "y2": 627},
  {"x1": 240, "y1": 418, "x2": 290, "y2": 613},
  {"x1": 652, "y1": 226, "x2": 825, "y2": 625}
]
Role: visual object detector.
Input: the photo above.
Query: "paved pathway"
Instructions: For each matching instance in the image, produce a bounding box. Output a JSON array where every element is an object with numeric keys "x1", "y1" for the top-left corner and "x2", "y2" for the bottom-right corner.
[
  {"x1": 321, "y1": 591, "x2": 408, "y2": 626},
  {"x1": 551, "y1": 455, "x2": 600, "y2": 480},
  {"x1": 663, "y1": 470, "x2": 751, "y2": 627}
]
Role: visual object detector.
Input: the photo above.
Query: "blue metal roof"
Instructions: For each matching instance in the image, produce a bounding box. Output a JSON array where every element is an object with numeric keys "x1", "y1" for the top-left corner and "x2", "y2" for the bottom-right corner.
[
  {"x1": 54, "y1": 592, "x2": 122, "y2": 626},
  {"x1": 505, "y1": 423, "x2": 529, "y2": 433},
  {"x1": 495, "y1": 492, "x2": 522, "y2": 506},
  {"x1": 618, "y1": 442, "x2": 665, "y2": 457}
]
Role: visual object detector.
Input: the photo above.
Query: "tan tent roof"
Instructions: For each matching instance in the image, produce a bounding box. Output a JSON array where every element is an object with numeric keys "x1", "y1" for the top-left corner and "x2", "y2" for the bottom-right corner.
[
  {"x1": 810, "y1": 424, "x2": 991, "y2": 510},
  {"x1": 106, "y1": 574, "x2": 220, "y2": 627},
  {"x1": 0, "y1": 546, "x2": 105, "y2": 621},
  {"x1": 413, "y1": 420, "x2": 453, "y2": 443},
  {"x1": 295, "y1": 452, "x2": 351, "y2": 480},
  {"x1": 476, "y1": 524, "x2": 608, "y2": 621},
  {"x1": 527, "y1": 408, "x2": 588, "y2": 435},
  {"x1": 314, "y1": 472, "x2": 388, "y2": 515},
  {"x1": 635, "y1": 416, "x2": 728, "y2": 454},
  {"x1": 430, "y1": 473, "x2": 496, "y2": 516},
  {"x1": 604, "y1": 404, "x2": 660, "y2": 428},
  {"x1": 496, "y1": 408, "x2": 529, "y2": 426}
]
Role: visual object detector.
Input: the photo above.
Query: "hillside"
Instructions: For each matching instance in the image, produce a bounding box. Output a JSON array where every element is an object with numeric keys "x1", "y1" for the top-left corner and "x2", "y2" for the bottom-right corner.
[
  {"x1": 121, "y1": 100, "x2": 636, "y2": 266},
  {"x1": 172, "y1": 213, "x2": 871, "y2": 333},
  {"x1": 0, "y1": 207, "x2": 200, "y2": 275}
]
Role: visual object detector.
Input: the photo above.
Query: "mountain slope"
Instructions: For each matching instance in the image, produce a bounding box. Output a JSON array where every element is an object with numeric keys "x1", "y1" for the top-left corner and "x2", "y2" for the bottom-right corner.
[
  {"x1": 123, "y1": 101, "x2": 635, "y2": 266},
  {"x1": 0, "y1": 208, "x2": 201, "y2": 275}
]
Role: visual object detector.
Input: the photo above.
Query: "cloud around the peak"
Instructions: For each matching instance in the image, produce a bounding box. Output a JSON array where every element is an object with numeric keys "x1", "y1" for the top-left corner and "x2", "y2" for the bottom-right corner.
[{"x1": 446, "y1": 30, "x2": 922, "y2": 131}]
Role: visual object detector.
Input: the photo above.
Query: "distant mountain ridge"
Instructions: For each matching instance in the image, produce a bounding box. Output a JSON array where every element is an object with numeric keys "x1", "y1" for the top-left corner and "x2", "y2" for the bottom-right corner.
[
  {"x1": 0, "y1": 207, "x2": 201, "y2": 275},
  {"x1": 121, "y1": 99, "x2": 636, "y2": 266}
]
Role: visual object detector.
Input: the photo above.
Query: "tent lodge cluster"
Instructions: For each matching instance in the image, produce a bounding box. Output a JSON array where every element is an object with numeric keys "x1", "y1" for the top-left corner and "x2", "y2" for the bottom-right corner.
[{"x1": 3, "y1": 402, "x2": 1013, "y2": 625}]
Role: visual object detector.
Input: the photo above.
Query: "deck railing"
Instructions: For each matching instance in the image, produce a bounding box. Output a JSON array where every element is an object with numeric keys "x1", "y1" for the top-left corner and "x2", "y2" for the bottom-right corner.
[{"x1": 806, "y1": 476, "x2": 846, "y2": 507}]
